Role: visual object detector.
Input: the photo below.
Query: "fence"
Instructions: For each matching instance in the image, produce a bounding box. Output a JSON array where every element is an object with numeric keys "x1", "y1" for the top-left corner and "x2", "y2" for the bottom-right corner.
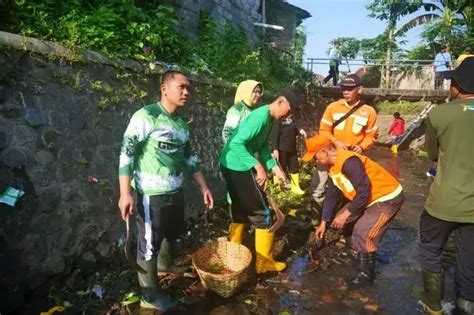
[{"x1": 304, "y1": 57, "x2": 448, "y2": 90}]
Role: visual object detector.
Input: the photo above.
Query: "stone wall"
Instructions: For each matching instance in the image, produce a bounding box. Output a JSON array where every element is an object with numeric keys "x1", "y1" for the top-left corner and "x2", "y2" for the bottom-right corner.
[
  {"x1": 0, "y1": 36, "x2": 325, "y2": 311},
  {"x1": 164, "y1": 0, "x2": 263, "y2": 42},
  {"x1": 0, "y1": 48, "x2": 235, "y2": 301}
]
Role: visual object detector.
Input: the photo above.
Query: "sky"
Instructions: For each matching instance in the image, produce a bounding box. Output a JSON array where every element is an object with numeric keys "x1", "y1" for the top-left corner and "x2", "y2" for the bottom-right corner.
[{"x1": 288, "y1": 0, "x2": 426, "y2": 75}]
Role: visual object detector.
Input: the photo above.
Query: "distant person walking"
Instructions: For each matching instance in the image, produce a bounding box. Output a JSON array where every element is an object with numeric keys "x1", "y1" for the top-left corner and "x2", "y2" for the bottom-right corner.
[
  {"x1": 433, "y1": 45, "x2": 452, "y2": 90},
  {"x1": 322, "y1": 41, "x2": 342, "y2": 86}
]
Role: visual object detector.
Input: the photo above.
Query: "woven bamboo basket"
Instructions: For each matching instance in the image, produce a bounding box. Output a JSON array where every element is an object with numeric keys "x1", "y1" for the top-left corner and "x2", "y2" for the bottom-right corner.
[{"x1": 192, "y1": 239, "x2": 252, "y2": 298}]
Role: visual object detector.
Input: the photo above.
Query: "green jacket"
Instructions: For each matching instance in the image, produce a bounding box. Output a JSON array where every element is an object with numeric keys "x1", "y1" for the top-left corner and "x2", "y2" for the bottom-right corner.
[
  {"x1": 219, "y1": 105, "x2": 277, "y2": 171},
  {"x1": 119, "y1": 102, "x2": 201, "y2": 195},
  {"x1": 425, "y1": 99, "x2": 474, "y2": 223},
  {"x1": 221, "y1": 101, "x2": 253, "y2": 145}
]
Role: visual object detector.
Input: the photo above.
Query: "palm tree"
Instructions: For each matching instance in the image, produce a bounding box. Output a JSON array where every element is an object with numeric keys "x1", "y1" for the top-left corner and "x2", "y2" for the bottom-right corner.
[
  {"x1": 397, "y1": 0, "x2": 472, "y2": 48},
  {"x1": 367, "y1": 0, "x2": 423, "y2": 88},
  {"x1": 367, "y1": 0, "x2": 472, "y2": 88}
]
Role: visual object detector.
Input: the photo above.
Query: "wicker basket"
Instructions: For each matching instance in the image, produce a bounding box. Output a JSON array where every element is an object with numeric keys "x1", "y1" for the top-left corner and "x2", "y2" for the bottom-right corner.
[{"x1": 192, "y1": 240, "x2": 252, "y2": 298}]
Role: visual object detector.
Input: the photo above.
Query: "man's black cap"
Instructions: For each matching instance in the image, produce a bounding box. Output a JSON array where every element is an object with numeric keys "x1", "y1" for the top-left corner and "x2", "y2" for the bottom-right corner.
[
  {"x1": 339, "y1": 74, "x2": 363, "y2": 87},
  {"x1": 442, "y1": 57, "x2": 474, "y2": 93},
  {"x1": 279, "y1": 86, "x2": 304, "y2": 109}
]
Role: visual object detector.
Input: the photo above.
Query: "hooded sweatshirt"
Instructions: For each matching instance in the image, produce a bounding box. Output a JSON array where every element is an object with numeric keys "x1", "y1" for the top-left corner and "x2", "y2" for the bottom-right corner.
[{"x1": 221, "y1": 80, "x2": 263, "y2": 144}]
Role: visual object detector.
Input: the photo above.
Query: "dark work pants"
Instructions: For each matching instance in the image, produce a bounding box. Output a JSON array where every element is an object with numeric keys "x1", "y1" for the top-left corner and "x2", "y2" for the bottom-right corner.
[
  {"x1": 344, "y1": 193, "x2": 404, "y2": 253},
  {"x1": 136, "y1": 190, "x2": 184, "y2": 261},
  {"x1": 419, "y1": 210, "x2": 474, "y2": 301},
  {"x1": 323, "y1": 64, "x2": 339, "y2": 86},
  {"x1": 221, "y1": 166, "x2": 272, "y2": 228},
  {"x1": 279, "y1": 151, "x2": 299, "y2": 174},
  {"x1": 434, "y1": 72, "x2": 444, "y2": 90}
]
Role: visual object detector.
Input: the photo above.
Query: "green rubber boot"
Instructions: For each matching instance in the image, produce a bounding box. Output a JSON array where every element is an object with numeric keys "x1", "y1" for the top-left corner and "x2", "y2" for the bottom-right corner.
[
  {"x1": 157, "y1": 239, "x2": 189, "y2": 275},
  {"x1": 455, "y1": 297, "x2": 474, "y2": 315},
  {"x1": 412, "y1": 271, "x2": 443, "y2": 315},
  {"x1": 137, "y1": 258, "x2": 180, "y2": 311}
]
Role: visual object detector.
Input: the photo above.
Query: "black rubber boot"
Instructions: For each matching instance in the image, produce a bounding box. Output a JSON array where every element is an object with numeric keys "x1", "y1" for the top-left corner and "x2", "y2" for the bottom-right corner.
[
  {"x1": 157, "y1": 239, "x2": 189, "y2": 274},
  {"x1": 347, "y1": 252, "x2": 375, "y2": 290},
  {"x1": 412, "y1": 271, "x2": 443, "y2": 315},
  {"x1": 137, "y1": 258, "x2": 180, "y2": 311},
  {"x1": 455, "y1": 297, "x2": 474, "y2": 315}
]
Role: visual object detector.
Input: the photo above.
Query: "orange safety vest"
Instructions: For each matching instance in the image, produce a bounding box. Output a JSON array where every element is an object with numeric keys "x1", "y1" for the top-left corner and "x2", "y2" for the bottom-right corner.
[
  {"x1": 329, "y1": 150, "x2": 402, "y2": 205},
  {"x1": 319, "y1": 99, "x2": 378, "y2": 149}
]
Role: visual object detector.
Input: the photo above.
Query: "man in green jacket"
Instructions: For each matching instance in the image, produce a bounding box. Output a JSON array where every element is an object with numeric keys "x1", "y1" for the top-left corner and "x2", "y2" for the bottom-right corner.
[
  {"x1": 220, "y1": 87, "x2": 301, "y2": 273},
  {"x1": 118, "y1": 70, "x2": 214, "y2": 311},
  {"x1": 413, "y1": 58, "x2": 474, "y2": 315}
]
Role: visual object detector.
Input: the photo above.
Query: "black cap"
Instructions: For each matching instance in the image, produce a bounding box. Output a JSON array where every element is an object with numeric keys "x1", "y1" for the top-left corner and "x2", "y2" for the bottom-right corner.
[
  {"x1": 442, "y1": 57, "x2": 474, "y2": 93},
  {"x1": 279, "y1": 86, "x2": 304, "y2": 109},
  {"x1": 339, "y1": 74, "x2": 362, "y2": 87}
]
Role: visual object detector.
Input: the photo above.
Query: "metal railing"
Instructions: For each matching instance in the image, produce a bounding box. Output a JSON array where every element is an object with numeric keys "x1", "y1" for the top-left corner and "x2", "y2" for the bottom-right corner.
[
  {"x1": 304, "y1": 57, "x2": 448, "y2": 90},
  {"x1": 305, "y1": 57, "x2": 434, "y2": 72}
]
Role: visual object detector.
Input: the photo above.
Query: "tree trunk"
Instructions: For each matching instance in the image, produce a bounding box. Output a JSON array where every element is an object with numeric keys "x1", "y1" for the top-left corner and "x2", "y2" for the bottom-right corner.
[{"x1": 385, "y1": 27, "x2": 394, "y2": 89}]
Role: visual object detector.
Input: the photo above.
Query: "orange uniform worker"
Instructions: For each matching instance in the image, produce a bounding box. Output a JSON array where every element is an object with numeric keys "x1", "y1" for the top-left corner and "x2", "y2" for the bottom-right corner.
[
  {"x1": 311, "y1": 74, "x2": 378, "y2": 206},
  {"x1": 303, "y1": 135, "x2": 403, "y2": 289}
]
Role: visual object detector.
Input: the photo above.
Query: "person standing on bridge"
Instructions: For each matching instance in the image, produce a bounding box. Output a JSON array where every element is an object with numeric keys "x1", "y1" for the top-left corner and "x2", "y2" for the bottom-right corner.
[
  {"x1": 413, "y1": 57, "x2": 474, "y2": 315},
  {"x1": 433, "y1": 44, "x2": 452, "y2": 90},
  {"x1": 310, "y1": 74, "x2": 378, "y2": 212},
  {"x1": 322, "y1": 41, "x2": 342, "y2": 86},
  {"x1": 118, "y1": 70, "x2": 214, "y2": 311}
]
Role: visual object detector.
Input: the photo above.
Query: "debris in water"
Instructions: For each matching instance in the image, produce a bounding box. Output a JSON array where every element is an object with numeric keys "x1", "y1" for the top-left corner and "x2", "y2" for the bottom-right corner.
[
  {"x1": 120, "y1": 292, "x2": 140, "y2": 306},
  {"x1": 320, "y1": 294, "x2": 334, "y2": 304},
  {"x1": 92, "y1": 284, "x2": 105, "y2": 299},
  {"x1": 40, "y1": 305, "x2": 65, "y2": 315},
  {"x1": 87, "y1": 175, "x2": 100, "y2": 184},
  {"x1": 363, "y1": 302, "x2": 379, "y2": 312},
  {"x1": 288, "y1": 209, "x2": 298, "y2": 217},
  {"x1": 289, "y1": 289, "x2": 300, "y2": 295}
]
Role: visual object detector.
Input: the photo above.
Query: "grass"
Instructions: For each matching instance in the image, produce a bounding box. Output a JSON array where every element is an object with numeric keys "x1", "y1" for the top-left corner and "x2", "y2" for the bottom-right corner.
[{"x1": 373, "y1": 100, "x2": 428, "y2": 115}]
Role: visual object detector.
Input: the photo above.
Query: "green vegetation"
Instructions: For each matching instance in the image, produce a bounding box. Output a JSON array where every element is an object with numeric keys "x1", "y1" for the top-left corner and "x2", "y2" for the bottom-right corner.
[
  {"x1": 330, "y1": 0, "x2": 471, "y2": 87},
  {"x1": 373, "y1": 100, "x2": 428, "y2": 115},
  {"x1": 1, "y1": 1, "x2": 310, "y2": 92}
]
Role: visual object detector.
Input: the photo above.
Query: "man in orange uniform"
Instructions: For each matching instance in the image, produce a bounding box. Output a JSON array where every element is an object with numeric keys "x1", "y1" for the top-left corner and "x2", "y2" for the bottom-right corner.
[
  {"x1": 311, "y1": 74, "x2": 378, "y2": 207},
  {"x1": 303, "y1": 135, "x2": 403, "y2": 289}
]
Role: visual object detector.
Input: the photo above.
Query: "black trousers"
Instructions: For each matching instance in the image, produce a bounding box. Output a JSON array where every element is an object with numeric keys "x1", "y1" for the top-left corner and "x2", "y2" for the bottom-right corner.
[
  {"x1": 136, "y1": 190, "x2": 184, "y2": 261},
  {"x1": 279, "y1": 151, "x2": 299, "y2": 174},
  {"x1": 221, "y1": 166, "x2": 272, "y2": 228},
  {"x1": 434, "y1": 72, "x2": 444, "y2": 90},
  {"x1": 323, "y1": 64, "x2": 339, "y2": 86},
  {"x1": 419, "y1": 210, "x2": 474, "y2": 301}
]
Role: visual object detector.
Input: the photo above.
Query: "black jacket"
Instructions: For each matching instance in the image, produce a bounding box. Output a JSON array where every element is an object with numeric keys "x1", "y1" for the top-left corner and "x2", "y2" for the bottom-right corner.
[{"x1": 270, "y1": 118, "x2": 299, "y2": 153}]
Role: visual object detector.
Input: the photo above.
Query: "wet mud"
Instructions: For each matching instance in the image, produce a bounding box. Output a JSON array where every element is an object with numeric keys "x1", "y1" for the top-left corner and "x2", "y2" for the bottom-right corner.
[{"x1": 36, "y1": 147, "x2": 458, "y2": 315}]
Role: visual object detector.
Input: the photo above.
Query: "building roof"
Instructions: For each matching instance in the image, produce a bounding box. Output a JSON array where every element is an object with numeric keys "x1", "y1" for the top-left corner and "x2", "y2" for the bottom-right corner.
[{"x1": 281, "y1": 1, "x2": 311, "y2": 25}]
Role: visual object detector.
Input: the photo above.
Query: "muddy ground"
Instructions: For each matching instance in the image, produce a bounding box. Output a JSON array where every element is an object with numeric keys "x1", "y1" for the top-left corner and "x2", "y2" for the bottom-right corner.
[{"x1": 30, "y1": 147, "x2": 458, "y2": 315}]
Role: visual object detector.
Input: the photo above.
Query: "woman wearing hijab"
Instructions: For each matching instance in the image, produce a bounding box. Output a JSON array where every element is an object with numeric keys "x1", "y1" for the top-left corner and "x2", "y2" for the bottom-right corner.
[{"x1": 222, "y1": 80, "x2": 263, "y2": 144}]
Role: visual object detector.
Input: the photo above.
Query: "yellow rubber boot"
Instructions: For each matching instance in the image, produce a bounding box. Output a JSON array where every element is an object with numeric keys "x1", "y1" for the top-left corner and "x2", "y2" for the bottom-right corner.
[
  {"x1": 391, "y1": 144, "x2": 398, "y2": 154},
  {"x1": 273, "y1": 176, "x2": 281, "y2": 186},
  {"x1": 228, "y1": 223, "x2": 245, "y2": 244},
  {"x1": 290, "y1": 173, "x2": 305, "y2": 195},
  {"x1": 255, "y1": 228, "x2": 287, "y2": 273}
]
